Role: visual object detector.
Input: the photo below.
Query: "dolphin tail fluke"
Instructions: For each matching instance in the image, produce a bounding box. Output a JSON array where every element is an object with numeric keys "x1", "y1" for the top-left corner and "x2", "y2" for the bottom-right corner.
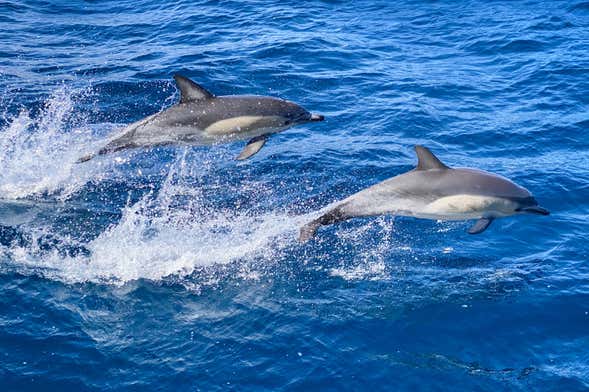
[
  {"x1": 299, "y1": 218, "x2": 322, "y2": 243},
  {"x1": 75, "y1": 152, "x2": 97, "y2": 163},
  {"x1": 299, "y1": 207, "x2": 347, "y2": 243},
  {"x1": 75, "y1": 142, "x2": 134, "y2": 164}
]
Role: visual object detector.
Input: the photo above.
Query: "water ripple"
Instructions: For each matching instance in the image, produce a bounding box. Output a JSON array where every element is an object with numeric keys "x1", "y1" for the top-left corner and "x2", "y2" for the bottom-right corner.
[{"x1": 0, "y1": 0, "x2": 588, "y2": 390}]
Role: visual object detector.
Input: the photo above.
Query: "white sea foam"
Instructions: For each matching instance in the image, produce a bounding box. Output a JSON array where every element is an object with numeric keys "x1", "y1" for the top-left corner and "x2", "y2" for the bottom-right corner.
[
  {"x1": 328, "y1": 216, "x2": 397, "y2": 281},
  {"x1": 7, "y1": 211, "x2": 300, "y2": 285},
  {"x1": 0, "y1": 86, "x2": 312, "y2": 285},
  {"x1": 0, "y1": 87, "x2": 404, "y2": 287},
  {"x1": 0, "y1": 87, "x2": 110, "y2": 199},
  {"x1": 0, "y1": 153, "x2": 309, "y2": 285}
]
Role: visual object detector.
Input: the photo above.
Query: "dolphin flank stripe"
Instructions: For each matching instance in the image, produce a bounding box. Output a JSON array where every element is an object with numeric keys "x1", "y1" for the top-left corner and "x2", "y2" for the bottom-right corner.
[{"x1": 204, "y1": 116, "x2": 273, "y2": 134}]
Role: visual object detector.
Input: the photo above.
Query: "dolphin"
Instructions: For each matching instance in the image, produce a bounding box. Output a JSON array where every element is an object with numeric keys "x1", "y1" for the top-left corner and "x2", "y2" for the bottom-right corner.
[
  {"x1": 77, "y1": 75, "x2": 324, "y2": 162},
  {"x1": 299, "y1": 146, "x2": 549, "y2": 242}
]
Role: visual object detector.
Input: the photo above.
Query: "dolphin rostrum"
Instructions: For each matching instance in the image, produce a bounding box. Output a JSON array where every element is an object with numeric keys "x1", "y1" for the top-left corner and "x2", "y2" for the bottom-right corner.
[
  {"x1": 299, "y1": 146, "x2": 549, "y2": 242},
  {"x1": 77, "y1": 75, "x2": 324, "y2": 162}
]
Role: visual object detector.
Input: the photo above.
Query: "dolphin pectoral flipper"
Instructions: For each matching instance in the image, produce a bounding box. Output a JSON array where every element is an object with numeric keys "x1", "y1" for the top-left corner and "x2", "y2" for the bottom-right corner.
[
  {"x1": 468, "y1": 217, "x2": 494, "y2": 234},
  {"x1": 236, "y1": 134, "x2": 269, "y2": 160}
]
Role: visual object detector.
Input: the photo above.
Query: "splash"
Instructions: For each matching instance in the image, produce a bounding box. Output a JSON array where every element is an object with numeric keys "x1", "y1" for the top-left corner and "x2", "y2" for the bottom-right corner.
[
  {"x1": 3, "y1": 206, "x2": 301, "y2": 286},
  {"x1": 329, "y1": 216, "x2": 397, "y2": 281},
  {"x1": 0, "y1": 87, "x2": 410, "y2": 287},
  {"x1": 0, "y1": 87, "x2": 108, "y2": 199},
  {"x1": 0, "y1": 86, "x2": 312, "y2": 286},
  {"x1": 0, "y1": 153, "x2": 308, "y2": 286}
]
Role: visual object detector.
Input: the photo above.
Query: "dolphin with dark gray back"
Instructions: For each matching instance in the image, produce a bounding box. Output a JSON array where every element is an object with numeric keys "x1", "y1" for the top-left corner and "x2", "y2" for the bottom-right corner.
[
  {"x1": 299, "y1": 146, "x2": 549, "y2": 242},
  {"x1": 77, "y1": 75, "x2": 324, "y2": 163}
]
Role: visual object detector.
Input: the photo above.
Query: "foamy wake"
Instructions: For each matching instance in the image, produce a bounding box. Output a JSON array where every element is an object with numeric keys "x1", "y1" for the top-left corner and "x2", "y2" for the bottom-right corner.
[
  {"x1": 0, "y1": 86, "x2": 315, "y2": 286},
  {"x1": 0, "y1": 86, "x2": 112, "y2": 199},
  {"x1": 0, "y1": 86, "x2": 401, "y2": 287},
  {"x1": 3, "y1": 210, "x2": 304, "y2": 286},
  {"x1": 1, "y1": 152, "x2": 311, "y2": 285}
]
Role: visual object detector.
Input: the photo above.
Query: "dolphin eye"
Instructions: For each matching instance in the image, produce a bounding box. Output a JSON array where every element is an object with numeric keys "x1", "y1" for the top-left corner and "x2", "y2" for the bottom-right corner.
[{"x1": 284, "y1": 120, "x2": 291, "y2": 126}]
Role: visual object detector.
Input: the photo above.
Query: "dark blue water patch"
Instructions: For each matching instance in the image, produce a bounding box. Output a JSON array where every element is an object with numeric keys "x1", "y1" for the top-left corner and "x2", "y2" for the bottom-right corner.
[
  {"x1": 0, "y1": 225, "x2": 29, "y2": 248},
  {"x1": 569, "y1": 1, "x2": 589, "y2": 11}
]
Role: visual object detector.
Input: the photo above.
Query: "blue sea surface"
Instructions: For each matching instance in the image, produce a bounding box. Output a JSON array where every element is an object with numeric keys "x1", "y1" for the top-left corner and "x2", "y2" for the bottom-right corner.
[{"x1": 0, "y1": 0, "x2": 588, "y2": 390}]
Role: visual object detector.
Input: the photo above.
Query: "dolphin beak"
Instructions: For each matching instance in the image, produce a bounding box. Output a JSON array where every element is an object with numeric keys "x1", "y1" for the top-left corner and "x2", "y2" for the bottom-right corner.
[
  {"x1": 309, "y1": 113, "x2": 324, "y2": 122},
  {"x1": 517, "y1": 206, "x2": 550, "y2": 216}
]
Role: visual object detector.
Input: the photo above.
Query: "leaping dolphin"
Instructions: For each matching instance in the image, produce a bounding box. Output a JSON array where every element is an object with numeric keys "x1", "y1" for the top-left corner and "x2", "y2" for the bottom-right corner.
[
  {"x1": 77, "y1": 75, "x2": 324, "y2": 162},
  {"x1": 299, "y1": 146, "x2": 549, "y2": 242}
]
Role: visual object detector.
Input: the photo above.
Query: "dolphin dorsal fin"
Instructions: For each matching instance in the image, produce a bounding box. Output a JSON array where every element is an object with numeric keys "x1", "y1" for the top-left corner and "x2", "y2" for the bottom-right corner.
[
  {"x1": 173, "y1": 74, "x2": 214, "y2": 103},
  {"x1": 414, "y1": 145, "x2": 450, "y2": 170}
]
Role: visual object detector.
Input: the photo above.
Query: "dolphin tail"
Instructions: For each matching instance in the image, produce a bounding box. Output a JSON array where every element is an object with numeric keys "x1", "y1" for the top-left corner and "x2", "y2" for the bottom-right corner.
[
  {"x1": 76, "y1": 147, "x2": 108, "y2": 163},
  {"x1": 299, "y1": 207, "x2": 347, "y2": 243},
  {"x1": 75, "y1": 142, "x2": 135, "y2": 164},
  {"x1": 75, "y1": 152, "x2": 97, "y2": 163},
  {"x1": 299, "y1": 218, "x2": 322, "y2": 243}
]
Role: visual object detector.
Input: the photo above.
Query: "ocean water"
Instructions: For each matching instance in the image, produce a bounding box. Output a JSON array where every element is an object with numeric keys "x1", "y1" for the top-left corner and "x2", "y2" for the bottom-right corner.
[{"x1": 0, "y1": 0, "x2": 588, "y2": 390}]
